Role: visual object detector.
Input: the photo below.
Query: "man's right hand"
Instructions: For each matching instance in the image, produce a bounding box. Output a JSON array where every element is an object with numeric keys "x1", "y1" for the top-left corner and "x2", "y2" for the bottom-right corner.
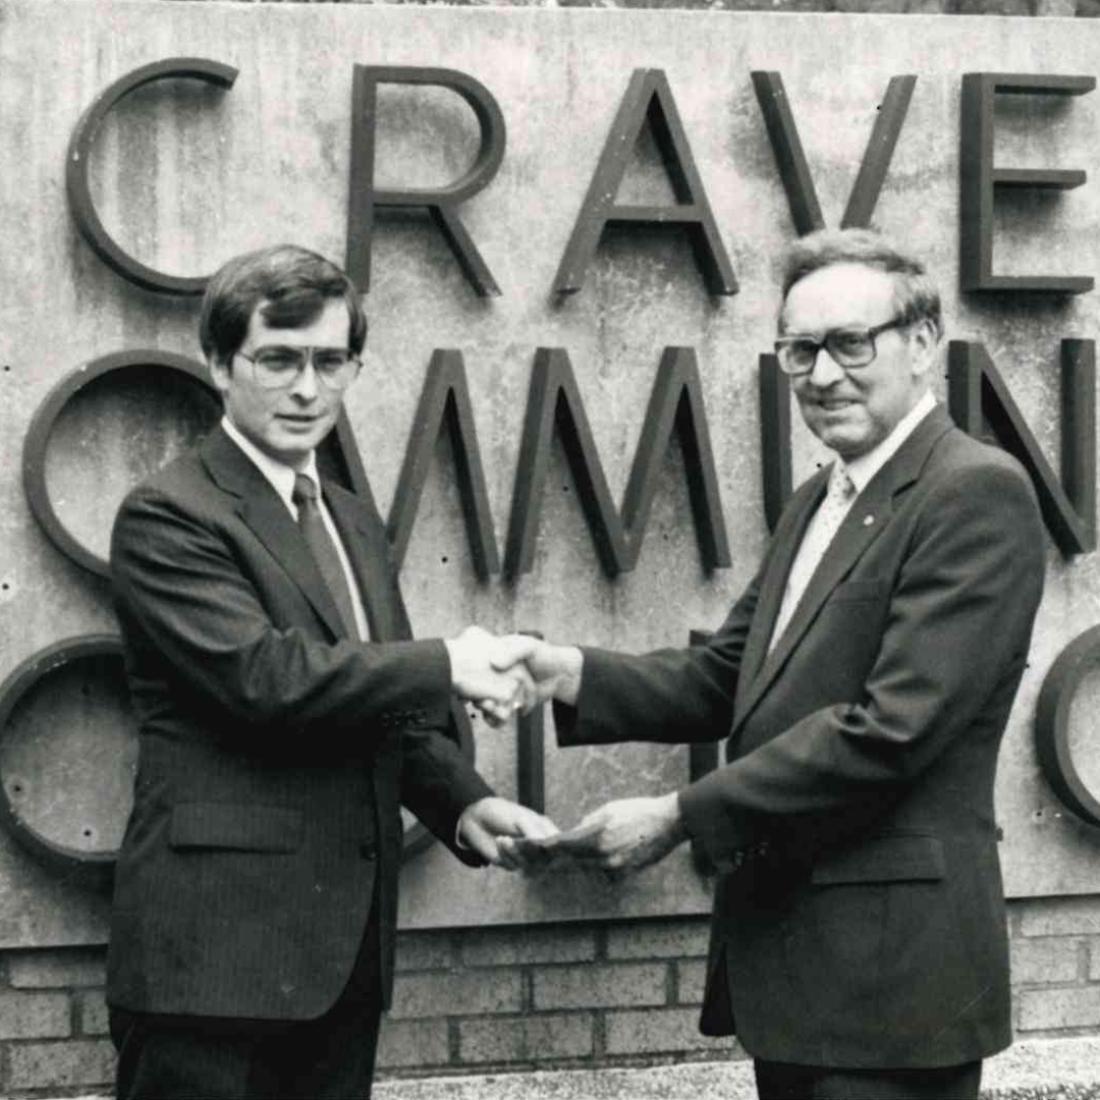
[{"x1": 445, "y1": 626, "x2": 539, "y2": 722}]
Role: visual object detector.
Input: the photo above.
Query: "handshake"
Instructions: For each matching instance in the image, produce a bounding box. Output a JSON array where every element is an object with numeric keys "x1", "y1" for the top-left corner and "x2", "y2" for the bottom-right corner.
[
  {"x1": 443, "y1": 624, "x2": 581, "y2": 726},
  {"x1": 445, "y1": 626, "x2": 687, "y2": 875}
]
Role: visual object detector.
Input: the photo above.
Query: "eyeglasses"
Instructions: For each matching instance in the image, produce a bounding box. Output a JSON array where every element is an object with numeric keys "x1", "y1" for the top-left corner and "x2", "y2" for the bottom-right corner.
[
  {"x1": 236, "y1": 346, "x2": 362, "y2": 391},
  {"x1": 773, "y1": 317, "x2": 909, "y2": 376}
]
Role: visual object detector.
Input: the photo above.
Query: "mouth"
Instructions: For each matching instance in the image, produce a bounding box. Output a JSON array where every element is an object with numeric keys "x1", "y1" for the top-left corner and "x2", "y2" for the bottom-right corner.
[
  {"x1": 813, "y1": 398, "x2": 859, "y2": 412},
  {"x1": 275, "y1": 413, "x2": 326, "y2": 431}
]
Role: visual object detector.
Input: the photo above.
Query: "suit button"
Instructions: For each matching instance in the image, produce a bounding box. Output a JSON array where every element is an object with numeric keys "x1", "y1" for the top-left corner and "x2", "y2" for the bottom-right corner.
[{"x1": 360, "y1": 841, "x2": 377, "y2": 859}]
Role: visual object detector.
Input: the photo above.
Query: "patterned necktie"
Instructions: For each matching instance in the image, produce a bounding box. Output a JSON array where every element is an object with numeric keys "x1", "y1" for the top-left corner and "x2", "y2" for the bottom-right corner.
[
  {"x1": 769, "y1": 462, "x2": 857, "y2": 651},
  {"x1": 291, "y1": 473, "x2": 358, "y2": 638}
]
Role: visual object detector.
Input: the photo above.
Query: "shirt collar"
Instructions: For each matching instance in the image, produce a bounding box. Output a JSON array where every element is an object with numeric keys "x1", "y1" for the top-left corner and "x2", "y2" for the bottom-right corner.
[
  {"x1": 842, "y1": 390, "x2": 937, "y2": 494},
  {"x1": 220, "y1": 415, "x2": 320, "y2": 513}
]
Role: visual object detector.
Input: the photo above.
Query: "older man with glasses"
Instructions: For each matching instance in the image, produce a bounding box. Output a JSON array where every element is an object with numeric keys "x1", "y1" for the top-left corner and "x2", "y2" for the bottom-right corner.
[
  {"x1": 506, "y1": 228, "x2": 1046, "y2": 1099},
  {"x1": 105, "y1": 244, "x2": 555, "y2": 1098}
]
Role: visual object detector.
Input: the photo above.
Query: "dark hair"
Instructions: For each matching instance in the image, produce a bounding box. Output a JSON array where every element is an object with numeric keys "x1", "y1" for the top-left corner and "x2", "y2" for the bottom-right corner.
[
  {"x1": 199, "y1": 244, "x2": 367, "y2": 364},
  {"x1": 780, "y1": 227, "x2": 942, "y2": 341}
]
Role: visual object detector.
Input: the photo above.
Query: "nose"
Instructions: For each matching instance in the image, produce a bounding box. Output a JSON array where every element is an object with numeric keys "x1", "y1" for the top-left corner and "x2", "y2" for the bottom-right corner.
[
  {"x1": 805, "y1": 344, "x2": 845, "y2": 387},
  {"x1": 288, "y1": 357, "x2": 320, "y2": 400}
]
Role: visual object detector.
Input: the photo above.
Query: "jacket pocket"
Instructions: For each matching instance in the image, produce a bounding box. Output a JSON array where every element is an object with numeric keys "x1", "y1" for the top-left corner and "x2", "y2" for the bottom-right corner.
[
  {"x1": 168, "y1": 802, "x2": 304, "y2": 853},
  {"x1": 810, "y1": 833, "x2": 945, "y2": 885}
]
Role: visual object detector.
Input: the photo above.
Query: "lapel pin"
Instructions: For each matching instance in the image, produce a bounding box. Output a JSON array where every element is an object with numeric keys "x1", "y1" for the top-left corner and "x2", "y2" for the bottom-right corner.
[{"x1": 863, "y1": 515, "x2": 875, "y2": 527}]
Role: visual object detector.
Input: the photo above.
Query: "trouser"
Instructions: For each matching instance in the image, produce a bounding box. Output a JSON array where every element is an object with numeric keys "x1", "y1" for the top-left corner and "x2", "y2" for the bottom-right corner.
[
  {"x1": 753, "y1": 1058, "x2": 982, "y2": 1100},
  {"x1": 111, "y1": 906, "x2": 383, "y2": 1099}
]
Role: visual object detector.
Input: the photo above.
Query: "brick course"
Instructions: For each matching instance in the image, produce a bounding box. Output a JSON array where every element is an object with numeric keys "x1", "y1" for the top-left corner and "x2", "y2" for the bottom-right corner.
[
  {"x1": 604, "y1": 1006, "x2": 734, "y2": 1056},
  {"x1": 606, "y1": 917, "x2": 709, "y2": 960},
  {"x1": 7, "y1": 1039, "x2": 115, "y2": 1091},
  {"x1": 1018, "y1": 986, "x2": 1100, "y2": 1031},
  {"x1": 458, "y1": 1012, "x2": 595, "y2": 1063},
  {"x1": 8, "y1": 950, "x2": 106, "y2": 990},
  {"x1": 377, "y1": 1018, "x2": 452, "y2": 1068},
  {"x1": 0, "y1": 992, "x2": 70, "y2": 1041},
  {"x1": 532, "y1": 962, "x2": 668, "y2": 1010},
  {"x1": 390, "y1": 967, "x2": 525, "y2": 1019},
  {"x1": 461, "y1": 925, "x2": 597, "y2": 967}
]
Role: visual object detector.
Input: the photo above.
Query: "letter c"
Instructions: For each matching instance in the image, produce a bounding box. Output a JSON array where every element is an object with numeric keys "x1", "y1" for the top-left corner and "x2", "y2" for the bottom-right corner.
[
  {"x1": 66, "y1": 58, "x2": 238, "y2": 295},
  {"x1": 1036, "y1": 626, "x2": 1100, "y2": 827}
]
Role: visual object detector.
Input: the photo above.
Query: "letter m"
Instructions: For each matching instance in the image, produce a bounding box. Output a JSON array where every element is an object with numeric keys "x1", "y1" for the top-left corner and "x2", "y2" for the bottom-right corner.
[{"x1": 504, "y1": 347, "x2": 730, "y2": 578}]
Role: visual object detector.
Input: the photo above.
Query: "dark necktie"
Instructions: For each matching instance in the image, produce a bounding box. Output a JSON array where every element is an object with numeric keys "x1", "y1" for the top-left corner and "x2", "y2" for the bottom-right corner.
[{"x1": 291, "y1": 473, "x2": 358, "y2": 638}]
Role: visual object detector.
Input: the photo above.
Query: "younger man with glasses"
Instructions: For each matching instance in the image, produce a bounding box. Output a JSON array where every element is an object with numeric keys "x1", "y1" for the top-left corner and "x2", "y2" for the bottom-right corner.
[
  {"x1": 107, "y1": 244, "x2": 553, "y2": 1098},
  {"x1": 509, "y1": 228, "x2": 1046, "y2": 1098}
]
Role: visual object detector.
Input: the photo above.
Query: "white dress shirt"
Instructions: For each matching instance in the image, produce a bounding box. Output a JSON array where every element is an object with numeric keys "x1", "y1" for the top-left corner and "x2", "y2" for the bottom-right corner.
[
  {"x1": 768, "y1": 391, "x2": 937, "y2": 652},
  {"x1": 220, "y1": 416, "x2": 371, "y2": 640}
]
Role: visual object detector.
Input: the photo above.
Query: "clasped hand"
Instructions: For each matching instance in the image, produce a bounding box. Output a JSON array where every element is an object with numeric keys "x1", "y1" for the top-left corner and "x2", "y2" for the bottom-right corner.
[{"x1": 444, "y1": 626, "x2": 581, "y2": 726}]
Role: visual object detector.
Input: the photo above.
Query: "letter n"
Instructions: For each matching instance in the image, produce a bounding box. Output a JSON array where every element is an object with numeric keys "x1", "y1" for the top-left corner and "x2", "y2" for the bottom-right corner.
[{"x1": 947, "y1": 340, "x2": 1095, "y2": 556}]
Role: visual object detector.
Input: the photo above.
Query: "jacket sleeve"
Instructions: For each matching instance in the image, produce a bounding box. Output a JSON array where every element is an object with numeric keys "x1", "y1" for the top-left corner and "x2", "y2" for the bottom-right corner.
[
  {"x1": 553, "y1": 567, "x2": 760, "y2": 746},
  {"x1": 110, "y1": 485, "x2": 454, "y2": 742},
  {"x1": 399, "y1": 704, "x2": 495, "y2": 868},
  {"x1": 679, "y1": 460, "x2": 1045, "y2": 865}
]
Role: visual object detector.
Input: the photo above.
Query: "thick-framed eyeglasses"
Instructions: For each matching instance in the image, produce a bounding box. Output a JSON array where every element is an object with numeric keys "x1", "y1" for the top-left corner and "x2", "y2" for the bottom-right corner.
[
  {"x1": 773, "y1": 316, "x2": 909, "y2": 376},
  {"x1": 235, "y1": 346, "x2": 362, "y2": 391}
]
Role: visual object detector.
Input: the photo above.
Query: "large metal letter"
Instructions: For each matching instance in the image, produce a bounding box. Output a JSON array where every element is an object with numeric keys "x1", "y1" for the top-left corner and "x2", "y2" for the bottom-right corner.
[
  {"x1": 758, "y1": 353, "x2": 792, "y2": 534},
  {"x1": 1036, "y1": 627, "x2": 1100, "y2": 828},
  {"x1": 66, "y1": 58, "x2": 237, "y2": 295},
  {"x1": 504, "y1": 347, "x2": 730, "y2": 579},
  {"x1": 386, "y1": 350, "x2": 500, "y2": 580},
  {"x1": 751, "y1": 72, "x2": 916, "y2": 236},
  {"x1": 553, "y1": 70, "x2": 736, "y2": 297},
  {"x1": 346, "y1": 66, "x2": 506, "y2": 296},
  {"x1": 960, "y1": 73, "x2": 1094, "y2": 294},
  {"x1": 947, "y1": 340, "x2": 1096, "y2": 556},
  {"x1": 22, "y1": 350, "x2": 215, "y2": 577}
]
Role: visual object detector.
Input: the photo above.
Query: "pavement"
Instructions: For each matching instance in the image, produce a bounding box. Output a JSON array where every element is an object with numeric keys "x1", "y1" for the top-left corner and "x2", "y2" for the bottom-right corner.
[
  {"x1": 52, "y1": 1036, "x2": 1100, "y2": 1100},
  {"x1": 373, "y1": 1037, "x2": 1100, "y2": 1100}
]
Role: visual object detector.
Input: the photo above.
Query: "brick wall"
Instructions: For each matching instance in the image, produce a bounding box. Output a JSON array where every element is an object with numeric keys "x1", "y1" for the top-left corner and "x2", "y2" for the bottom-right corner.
[{"x1": 2, "y1": 897, "x2": 1099, "y2": 1096}]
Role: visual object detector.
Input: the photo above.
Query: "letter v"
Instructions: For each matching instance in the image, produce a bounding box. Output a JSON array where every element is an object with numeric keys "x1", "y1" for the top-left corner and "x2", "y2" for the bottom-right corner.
[{"x1": 751, "y1": 72, "x2": 916, "y2": 234}]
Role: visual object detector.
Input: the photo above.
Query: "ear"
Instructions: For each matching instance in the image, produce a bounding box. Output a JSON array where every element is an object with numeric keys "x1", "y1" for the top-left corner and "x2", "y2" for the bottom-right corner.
[
  {"x1": 208, "y1": 355, "x2": 232, "y2": 399},
  {"x1": 907, "y1": 317, "x2": 939, "y2": 381}
]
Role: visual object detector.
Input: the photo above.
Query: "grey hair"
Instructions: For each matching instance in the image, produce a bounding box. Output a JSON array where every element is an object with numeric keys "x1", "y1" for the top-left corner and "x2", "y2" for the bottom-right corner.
[{"x1": 780, "y1": 227, "x2": 942, "y2": 340}]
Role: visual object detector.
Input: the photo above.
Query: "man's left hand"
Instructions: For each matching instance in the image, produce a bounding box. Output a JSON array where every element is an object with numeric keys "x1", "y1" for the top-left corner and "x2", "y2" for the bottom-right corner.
[
  {"x1": 568, "y1": 793, "x2": 688, "y2": 872},
  {"x1": 457, "y1": 796, "x2": 559, "y2": 870}
]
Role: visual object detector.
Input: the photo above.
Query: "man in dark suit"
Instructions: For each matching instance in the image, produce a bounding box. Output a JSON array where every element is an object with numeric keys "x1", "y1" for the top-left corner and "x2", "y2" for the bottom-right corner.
[
  {"x1": 506, "y1": 229, "x2": 1046, "y2": 1099},
  {"x1": 107, "y1": 244, "x2": 553, "y2": 1098}
]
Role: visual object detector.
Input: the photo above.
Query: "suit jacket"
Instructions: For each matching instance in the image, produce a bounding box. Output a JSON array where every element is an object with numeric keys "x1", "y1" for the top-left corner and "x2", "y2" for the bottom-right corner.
[
  {"x1": 557, "y1": 407, "x2": 1045, "y2": 1069},
  {"x1": 107, "y1": 425, "x2": 492, "y2": 1022}
]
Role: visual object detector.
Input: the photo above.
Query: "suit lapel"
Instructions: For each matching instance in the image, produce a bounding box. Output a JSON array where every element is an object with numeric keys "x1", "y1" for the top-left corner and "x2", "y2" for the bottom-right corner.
[
  {"x1": 200, "y1": 427, "x2": 347, "y2": 640},
  {"x1": 736, "y1": 470, "x2": 829, "y2": 693},
  {"x1": 732, "y1": 406, "x2": 956, "y2": 736}
]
